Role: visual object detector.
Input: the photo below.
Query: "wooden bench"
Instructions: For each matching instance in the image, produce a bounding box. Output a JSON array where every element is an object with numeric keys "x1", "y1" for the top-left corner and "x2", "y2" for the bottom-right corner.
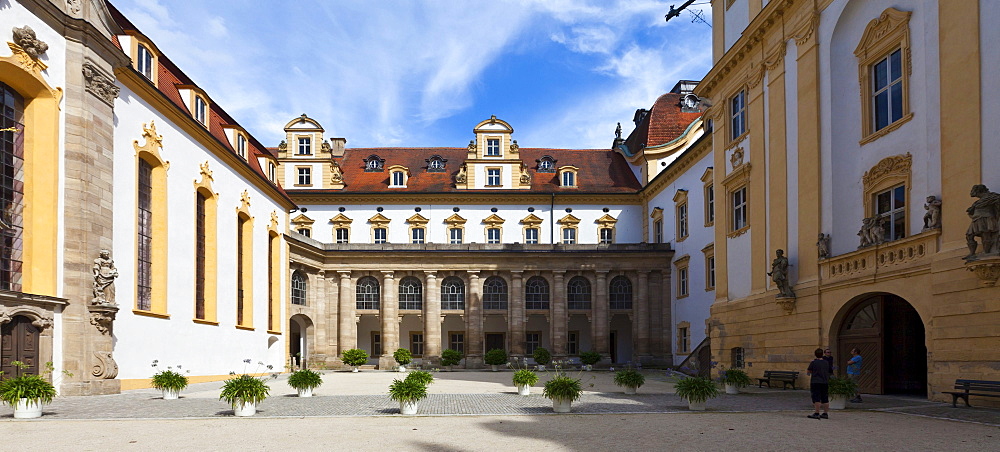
[
  {"x1": 943, "y1": 379, "x2": 1000, "y2": 407},
  {"x1": 757, "y1": 370, "x2": 800, "y2": 390}
]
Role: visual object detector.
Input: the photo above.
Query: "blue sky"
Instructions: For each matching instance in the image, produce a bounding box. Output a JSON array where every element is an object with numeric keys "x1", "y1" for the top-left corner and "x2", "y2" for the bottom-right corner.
[{"x1": 112, "y1": 0, "x2": 713, "y2": 149}]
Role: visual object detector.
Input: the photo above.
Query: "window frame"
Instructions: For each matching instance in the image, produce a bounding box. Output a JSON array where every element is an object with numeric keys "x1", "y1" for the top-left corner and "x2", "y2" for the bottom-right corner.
[
  {"x1": 411, "y1": 227, "x2": 425, "y2": 244},
  {"x1": 291, "y1": 271, "x2": 308, "y2": 306},
  {"x1": 297, "y1": 136, "x2": 312, "y2": 155},
  {"x1": 373, "y1": 227, "x2": 387, "y2": 244},
  {"x1": 194, "y1": 96, "x2": 207, "y2": 125},
  {"x1": 482, "y1": 276, "x2": 508, "y2": 310},
  {"x1": 440, "y1": 276, "x2": 466, "y2": 310},
  {"x1": 731, "y1": 185, "x2": 748, "y2": 232},
  {"x1": 524, "y1": 227, "x2": 539, "y2": 244},
  {"x1": 608, "y1": 275, "x2": 632, "y2": 310},
  {"x1": 855, "y1": 8, "x2": 913, "y2": 145},
  {"x1": 486, "y1": 167, "x2": 502, "y2": 187},
  {"x1": 524, "y1": 276, "x2": 550, "y2": 310},
  {"x1": 355, "y1": 276, "x2": 381, "y2": 310},
  {"x1": 486, "y1": 227, "x2": 501, "y2": 244},
  {"x1": 410, "y1": 332, "x2": 424, "y2": 357},
  {"x1": 296, "y1": 166, "x2": 312, "y2": 186},
  {"x1": 561, "y1": 227, "x2": 576, "y2": 245},
  {"x1": 137, "y1": 44, "x2": 154, "y2": 80},
  {"x1": 398, "y1": 276, "x2": 423, "y2": 310},
  {"x1": 449, "y1": 227, "x2": 463, "y2": 244},
  {"x1": 336, "y1": 227, "x2": 350, "y2": 243},
  {"x1": 485, "y1": 138, "x2": 501, "y2": 156},
  {"x1": 567, "y1": 276, "x2": 592, "y2": 310},
  {"x1": 729, "y1": 89, "x2": 747, "y2": 142}
]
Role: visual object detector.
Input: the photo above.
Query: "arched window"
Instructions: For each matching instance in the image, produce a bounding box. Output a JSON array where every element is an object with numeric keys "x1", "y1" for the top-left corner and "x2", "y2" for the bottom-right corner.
[
  {"x1": 441, "y1": 276, "x2": 465, "y2": 310},
  {"x1": 609, "y1": 275, "x2": 632, "y2": 310},
  {"x1": 567, "y1": 276, "x2": 591, "y2": 310},
  {"x1": 525, "y1": 276, "x2": 550, "y2": 310},
  {"x1": 291, "y1": 271, "x2": 307, "y2": 306},
  {"x1": 0, "y1": 82, "x2": 24, "y2": 292},
  {"x1": 483, "y1": 276, "x2": 507, "y2": 310},
  {"x1": 356, "y1": 276, "x2": 380, "y2": 310},
  {"x1": 398, "y1": 276, "x2": 423, "y2": 310}
]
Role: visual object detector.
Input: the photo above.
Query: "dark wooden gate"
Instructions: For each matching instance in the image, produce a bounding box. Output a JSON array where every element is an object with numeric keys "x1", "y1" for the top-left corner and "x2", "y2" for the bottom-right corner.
[
  {"x1": 485, "y1": 333, "x2": 504, "y2": 354},
  {"x1": 1, "y1": 316, "x2": 40, "y2": 378},
  {"x1": 837, "y1": 295, "x2": 926, "y2": 395}
]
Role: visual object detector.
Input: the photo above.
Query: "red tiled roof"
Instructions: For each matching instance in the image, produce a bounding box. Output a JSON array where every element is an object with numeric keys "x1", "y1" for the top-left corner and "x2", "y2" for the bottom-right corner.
[
  {"x1": 291, "y1": 147, "x2": 640, "y2": 194},
  {"x1": 625, "y1": 93, "x2": 702, "y2": 151}
]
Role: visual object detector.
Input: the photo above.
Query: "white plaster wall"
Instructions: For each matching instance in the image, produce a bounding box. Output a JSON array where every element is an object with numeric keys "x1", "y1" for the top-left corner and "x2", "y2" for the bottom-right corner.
[
  {"x1": 982, "y1": 0, "x2": 1000, "y2": 188},
  {"x1": 298, "y1": 203, "x2": 643, "y2": 245},
  {"x1": 112, "y1": 85, "x2": 287, "y2": 379},
  {"x1": 822, "y1": 0, "x2": 941, "y2": 256},
  {"x1": 472, "y1": 163, "x2": 517, "y2": 189},
  {"x1": 726, "y1": 232, "x2": 751, "y2": 300},
  {"x1": 724, "y1": 0, "x2": 750, "y2": 54},
  {"x1": 784, "y1": 39, "x2": 800, "y2": 281}
]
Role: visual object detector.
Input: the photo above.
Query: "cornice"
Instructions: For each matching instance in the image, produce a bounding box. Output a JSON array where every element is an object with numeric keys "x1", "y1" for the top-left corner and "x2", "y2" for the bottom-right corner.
[
  {"x1": 289, "y1": 192, "x2": 643, "y2": 206},
  {"x1": 640, "y1": 133, "x2": 712, "y2": 202}
]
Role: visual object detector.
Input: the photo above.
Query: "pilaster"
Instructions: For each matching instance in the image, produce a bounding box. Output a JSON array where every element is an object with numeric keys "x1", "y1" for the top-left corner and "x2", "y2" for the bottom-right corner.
[
  {"x1": 378, "y1": 271, "x2": 397, "y2": 369},
  {"x1": 510, "y1": 271, "x2": 525, "y2": 356},
  {"x1": 551, "y1": 271, "x2": 567, "y2": 357},
  {"x1": 466, "y1": 271, "x2": 483, "y2": 368},
  {"x1": 635, "y1": 270, "x2": 650, "y2": 361},
  {"x1": 337, "y1": 271, "x2": 355, "y2": 353},
  {"x1": 423, "y1": 271, "x2": 441, "y2": 362},
  {"x1": 593, "y1": 271, "x2": 610, "y2": 360}
]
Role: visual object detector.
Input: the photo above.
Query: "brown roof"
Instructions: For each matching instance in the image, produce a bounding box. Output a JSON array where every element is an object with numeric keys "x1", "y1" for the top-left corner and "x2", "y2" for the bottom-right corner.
[
  {"x1": 622, "y1": 92, "x2": 702, "y2": 155},
  {"x1": 291, "y1": 147, "x2": 641, "y2": 194}
]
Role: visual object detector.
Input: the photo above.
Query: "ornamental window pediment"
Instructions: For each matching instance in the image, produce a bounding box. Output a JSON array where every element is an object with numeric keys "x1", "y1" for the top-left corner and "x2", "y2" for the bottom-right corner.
[{"x1": 364, "y1": 155, "x2": 385, "y2": 172}]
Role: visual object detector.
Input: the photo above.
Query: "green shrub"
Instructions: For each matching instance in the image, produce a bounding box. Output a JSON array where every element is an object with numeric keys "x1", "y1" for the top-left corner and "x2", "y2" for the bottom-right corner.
[
  {"x1": 0, "y1": 374, "x2": 56, "y2": 406},
  {"x1": 512, "y1": 369, "x2": 539, "y2": 387},
  {"x1": 484, "y1": 348, "x2": 507, "y2": 366},
  {"x1": 829, "y1": 376, "x2": 858, "y2": 396},
  {"x1": 388, "y1": 377, "x2": 427, "y2": 403},
  {"x1": 532, "y1": 347, "x2": 551, "y2": 366},
  {"x1": 393, "y1": 348, "x2": 412, "y2": 366},
  {"x1": 405, "y1": 370, "x2": 434, "y2": 386},
  {"x1": 613, "y1": 369, "x2": 645, "y2": 389},
  {"x1": 579, "y1": 351, "x2": 601, "y2": 366},
  {"x1": 441, "y1": 349, "x2": 463, "y2": 367},
  {"x1": 674, "y1": 377, "x2": 719, "y2": 404},
  {"x1": 219, "y1": 374, "x2": 269, "y2": 407},
  {"x1": 720, "y1": 368, "x2": 752, "y2": 388},
  {"x1": 341, "y1": 349, "x2": 369, "y2": 367},
  {"x1": 287, "y1": 369, "x2": 323, "y2": 390},
  {"x1": 543, "y1": 375, "x2": 583, "y2": 402}
]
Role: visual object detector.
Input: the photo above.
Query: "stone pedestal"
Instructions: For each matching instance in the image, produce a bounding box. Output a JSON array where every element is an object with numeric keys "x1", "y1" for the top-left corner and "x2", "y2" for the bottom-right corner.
[
  {"x1": 965, "y1": 255, "x2": 1000, "y2": 287},
  {"x1": 62, "y1": 305, "x2": 120, "y2": 396},
  {"x1": 775, "y1": 296, "x2": 796, "y2": 314}
]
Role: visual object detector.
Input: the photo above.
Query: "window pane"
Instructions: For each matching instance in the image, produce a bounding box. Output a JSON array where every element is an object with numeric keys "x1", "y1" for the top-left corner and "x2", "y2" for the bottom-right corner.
[
  {"x1": 893, "y1": 211, "x2": 905, "y2": 240},
  {"x1": 876, "y1": 191, "x2": 892, "y2": 215},
  {"x1": 889, "y1": 49, "x2": 902, "y2": 82},
  {"x1": 874, "y1": 58, "x2": 888, "y2": 90},
  {"x1": 874, "y1": 91, "x2": 889, "y2": 130},
  {"x1": 893, "y1": 185, "x2": 905, "y2": 209},
  {"x1": 890, "y1": 81, "x2": 903, "y2": 123}
]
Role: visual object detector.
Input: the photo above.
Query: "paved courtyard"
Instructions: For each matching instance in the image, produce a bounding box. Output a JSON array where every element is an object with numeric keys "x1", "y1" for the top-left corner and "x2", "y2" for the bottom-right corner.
[{"x1": 2, "y1": 370, "x2": 998, "y2": 450}]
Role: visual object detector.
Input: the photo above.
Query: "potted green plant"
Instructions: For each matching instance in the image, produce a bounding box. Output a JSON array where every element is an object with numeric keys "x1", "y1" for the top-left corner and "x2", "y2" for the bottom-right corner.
[
  {"x1": 828, "y1": 376, "x2": 858, "y2": 410},
  {"x1": 580, "y1": 351, "x2": 601, "y2": 371},
  {"x1": 720, "y1": 368, "x2": 752, "y2": 395},
  {"x1": 532, "y1": 347, "x2": 551, "y2": 371},
  {"x1": 441, "y1": 349, "x2": 463, "y2": 371},
  {"x1": 512, "y1": 369, "x2": 539, "y2": 396},
  {"x1": 0, "y1": 362, "x2": 56, "y2": 419},
  {"x1": 674, "y1": 376, "x2": 719, "y2": 411},
  {"x1": 484, "y1": 348, "x2": 507, "y2": 372},
  {"x1": 406, "y1": 370, "x2": 435, "y2": 387},
  {"x1": 220, "y1": 373, "x2": 270, "y2": 416},
  {"x1": 287, "y1": 369, "x2": 323, "y2": 397},
  {"x1": 150, "y1": 360, "x2": 188, "y2": 400},
  {"x1": 393, "y1": 348, "x2": 412, "y2": 372},
  {"x1": 389, "y1": 372, "x2": 431, "y2": 415},
  {"x1": 614, "y1": 368, "x2": 646, "y2": 395},
  {"x1": 543, "y1": 373, "x2": 583, "y2": 413},
  {"x1": 342, "y1": 348, "x2": 369, "y2": 372}
]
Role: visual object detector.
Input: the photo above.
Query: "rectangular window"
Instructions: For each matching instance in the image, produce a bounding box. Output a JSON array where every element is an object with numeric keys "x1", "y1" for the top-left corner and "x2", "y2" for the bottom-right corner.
[
  {"x1": 268, "y1": 163, "x2": 276, "y2": 182},
  {"x1": 392, "y1": 171, "x2": 405, "y2": 187},
  {"x1": 599, "y1": 228, "x2": 613, "y2": 244},
  {"x1": 371, "y1": 332, "x2": 382, "y2": 357},
  {"x1": 194, "y1": 97, "x2": 207, "y2": 125},
  {"x1": 567, "y1": 331, "x2": 579, "y2": 355},
  {"x1": 730, "y1": 90, "x2": 746, "y2": 140},
  {"x1": 525, "y1": 228, "x2": 539, "y2": 244},
  {"x1": 679, "y1": 267, "x2": 689, "y2": 297},
  {"x1": 875, "y1": 184, "x2": 906, "y2": 242},
  {"x1": 195, "y1": 192, "x2": 206, "y2": 319},
  {"x1": 654, "y1": 219, "x2": 663, "y2": 244},
  {"x1": 708, "y1": 256, "x2": 716, "y2": 289},
  {"x1": 562, "y1": 228, "x2": 576, "y2": 245},
  {"x1": 237, "y1": 135, "x2": 247, "y2": 158},
  {"x1": 297, "y1": 228, "x2": 311, "y2": 237},
  {"x1": 705, "y1": 185, "x2": 715, "y2": 225},
  {"x1": 297, "y1": 167, "x2": 311, "y2": 186},
  {"x1": 236, "y1": 215, "x2": 247, "y2": 326},
  {"x1": 525, "y1": 332, "x2": 540, "y2": 355},
  {"x1": 487, "y1": 228, "x2": 501, "y2": 244},
  {"x1": 732, "y1": 186, "x2": 748, "y2": 231},
  {"x1": 411, "y1": 332, "x2": 424, "y2": 356},
  {"x1": 450, "y1": 228, "x2": 463, "y2": 244},
  {"x1": 487, "y1": 168, "x2": 501, "y2": 186},
  {"x1": 137, "y1": 45, "x2": 153, "y2": 80},
  {"x1": 449, "y1": 332, "x2": 465, "y2": 354},
  {"x1": 336, "y1": 228, "x2": 349, "y2": 243},
  {"x1": 297, "y1": 137, "x2": 311, "y2": 155},
  {"x1": 411, "y1": 227, "x2": 425, "y2": 244},
  {"x1": 872, "y1": 49, "x2": 904, "y2": 132},
  {"x1": 679, "y1": 327, "x2": 689, "y2": 353},
  {"x1": 486, "y1": 138, "x2": 500, "y2": 156},
  {"x1": 137, "y1": 159, "x2": 153, "y2": 311},
  {"x1": 374, "y1": 228, "x2": 387, "y2": 244},
  {"x1": 677, "y1": 203, "x2": 688, "y2": 239},
  {"x1": 562, "y1": 171, "x2": 575, "y2": 187}
]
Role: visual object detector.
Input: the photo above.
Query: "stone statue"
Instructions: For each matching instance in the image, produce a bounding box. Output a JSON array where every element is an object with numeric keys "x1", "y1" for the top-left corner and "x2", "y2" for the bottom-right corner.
[
  {"x1": 509, "y1": 139, "x2": 519, "y2": 153},
  {"x1": 12, "y1": 26, "x2": 48, "y2": 60},
  {"x1": 467, "y1": 140, "x2": 477, "y2": 153},
  {"x1": 923, "y1": 196, "x2": 942, "y2": 230},
  {"x1": 817, "y1": 233, "x2": 831, "y2": 259},
  {"x1": 92, "y1": 249, "x2": 118, "y2": 306},
  {"x1": 858, "y1": 216, "x2": 885, "y2": 248},
  {"x1": 615, "y1": 122, "x2": 622, "y2": 140},
  {"x1": 767, "y1": 249, "x2": 795, "y2": 298},
  {"x1": 277, "y1": 140, "x2": 287, "y2": 151},
  {"x1": 455, "y1": 164, "x2": 467, "y2": 184},
  {"x1": 965, "y1": 184, "x2": 1000, "y2": 260}
]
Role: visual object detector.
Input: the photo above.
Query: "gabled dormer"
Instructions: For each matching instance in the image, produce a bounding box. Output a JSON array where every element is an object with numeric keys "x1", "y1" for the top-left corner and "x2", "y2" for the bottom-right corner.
[
  {"x1": 120, "y1": 31, "x2": 160, "y2": 86},
  {"x1": 176, "y1": 85, "x2": 210, "y2": 126},
  {"x1": 470, "y1": 115, "x2": 515, "y2": 160},
  {"x1": 282, "y1": 114, "x2": 323, "y2": 158},
  {"x1": 222, "y1": 125, "x2": 250, "y2": 160},
  {"x1": 458, "y1": 116, "x2": 531, "y2": 190}
]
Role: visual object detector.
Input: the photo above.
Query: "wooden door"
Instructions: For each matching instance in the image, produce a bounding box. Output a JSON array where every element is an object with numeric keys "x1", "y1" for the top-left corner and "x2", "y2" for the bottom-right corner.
[
  {"x1": 609, "y1": 331, "x2": 618, "y2": 363},
  {"x1": 838, "y1": 297, "x2": 883, "y2": 394},
  {"x1": 1, "y1": 316, "x2": 39, "y2": 378},
  {"x1": 485, "y1": 333, "x2": 504, "y2": 353}
]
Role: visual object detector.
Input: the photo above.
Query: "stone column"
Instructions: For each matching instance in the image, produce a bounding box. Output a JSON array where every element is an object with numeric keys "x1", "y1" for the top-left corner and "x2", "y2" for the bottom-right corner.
[
  {"x1": 423, "y1": 271, "x2": 441, "y2": 363},
  {"x1": 326, "y1": 272, "x2": 340, "y2": 366},
  {"x1": 466, "y1": 271, "x2": 483, "y2": 368},
  {"x1": 635, "y1": 271, "x2": 651, "y2": 363},
  {"x1": 312, "y1": 270, "x2": 327, "y2": 365},
  {"x1": 378, "y1": 271, "x2": 397, "y2": 369},
  {"x1": 551, "y1": 271, "x2": 567, "y2": 357},
  {"x1": 510, "y1": 271, "x2": 525, "y2": 357},
  {"x1": 593, "y1": 271, "x2": 610, "y2": 362},
  {"x1": 337, "y1": 271, "x2": 355, "y2": 354}
]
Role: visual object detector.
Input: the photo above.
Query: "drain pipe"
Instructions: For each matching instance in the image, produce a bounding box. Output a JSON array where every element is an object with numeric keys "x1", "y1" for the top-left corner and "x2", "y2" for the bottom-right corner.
[{"x1": 550, "y1": 193, "x2": 555, "y2": 244}]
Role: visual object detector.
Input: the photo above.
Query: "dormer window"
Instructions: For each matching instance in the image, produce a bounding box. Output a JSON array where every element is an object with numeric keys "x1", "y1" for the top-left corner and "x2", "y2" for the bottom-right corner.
[
  {"x1": 388, "y1": 165, "x2": 409, "y2": 188},
  {"x1": 268, "y1": 163, "x2": 276, "y2": 182},
  {"x1": 558, "y1": 166, "x2": 579, "y2": 188},
  {"x1": 537, "y1": 156, "x2": 556, "y2": 172},
  {"x1": 194, "y1": 96, "x2": 207, "y2": 125},
  {"x1": 236, "y1": 134, "x2": 247, "y2": 159},
  {"x1": 364, "y1": 155, "x2": 385, "y2": 172},
  {"x1": 486, "y1": 138, "x2": 500, "y2": 156},
  {"x1": 392, "y1": 171, "x2": 404, "y2": 186},
  {"x1": 297, "y1": 137, "x2": 311, "y2": 155},
  {"x1": 137, "y1": 44, "x2": 153, "y2": 80},
  {"x1": 426, "y1": 155, "x2": 447, "y2": 172},
  {"x1": 486, "y1": 168, "x2": 501, "y2": 186}
]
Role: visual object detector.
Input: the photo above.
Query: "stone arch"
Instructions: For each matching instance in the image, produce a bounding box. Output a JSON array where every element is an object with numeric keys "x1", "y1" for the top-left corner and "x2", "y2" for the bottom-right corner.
[{"x1": 288, "y1": 313, "x2": 314, "y2": 369}]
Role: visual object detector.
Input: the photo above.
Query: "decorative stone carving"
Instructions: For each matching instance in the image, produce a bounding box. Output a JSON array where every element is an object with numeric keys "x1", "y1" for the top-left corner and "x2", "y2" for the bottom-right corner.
[
  {"x1": 817, "y1": 233, "x2": 831, "y2": 259},
  {"x1": 863, "y1": 153, "x2": 911, "y2": 192},
  {"x1": 321, "y1": 139, "x2": 332, "y2": 153},
  {"x1": 0, "y1": 306, "x2": 53, "y2": 329},
  {"x1": 923, "y1": 195, "x2": 942, "y2": 231},
  {"x1": 455, "y1": 164, "x2": 468, "y2": 184},
  {"x1": 0, "y1": 309, "x2": 9, "y2": 324},
  {"x1": 278, "y1": 140, "x2": 287, "y2": 151},
  {"x1": 92, "y1": 249, "x2": 118, "y2": 306},
  {"x1": 32, "y1": 316, "x2": 53, "y2": 330},
  {"x1": 330, "y1": 161, "x2": 344, "y2": 182},
  {"x1": 518, "y1": 162, "x2": 530, "y2": 185},
  {"x1": 966, "y1": 257, "x2": 1000, "y2": 287},
  {"x1": 730, "y1": 147, "x2": 745, "y2": 169},
  {"x1": 509, "y1": 139, "x2": 519, "y2": 154},
  {"x1": 467, "y1": 140, "x2": 477, "y2": 153},
  {"x1": 858, "y1": 216, "x2": 885, "y2": 248},
  {"x1": 8, "y1": 26, "x2": 48, "y2": 73},
  {"x1": 199, "y1": 161, "x2": 214, "y2": 182},
  {"x1": 91, "y1": 351, "x2": 119, "y2": 379},
  {"x1": 90, "y1": 311, "x2": 115, "y2": 335},
  {"x1": 775, "y1": 297, "x2": 796, "y2": 315},
  {"x1": 66, "y1": 0, "x2": 82, "y2": 15},
  {"x1": 965, "y1": 184, "x2": 1000, "y2": 261},
  {"x1": 240, "y1": 190, "x2": 251, "y2": 209},
  {"x1": 82, "y1": 62, "x2": 120, "y2": 107},
  {"x1": 767, "y1": 249, "x2": 795, "y2": 298}
]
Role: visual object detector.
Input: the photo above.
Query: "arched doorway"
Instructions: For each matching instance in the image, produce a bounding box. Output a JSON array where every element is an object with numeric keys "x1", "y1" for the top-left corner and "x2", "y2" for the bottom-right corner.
[
  {"x1": 1, "y1": 315, "x2": 40, "y2": 377},
  {"x1": 836, "y1": 294, "x2": 926, "y2": 395},
  {"x1": 288, "y1": 314, "x2": 313, "y2": 370}
]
